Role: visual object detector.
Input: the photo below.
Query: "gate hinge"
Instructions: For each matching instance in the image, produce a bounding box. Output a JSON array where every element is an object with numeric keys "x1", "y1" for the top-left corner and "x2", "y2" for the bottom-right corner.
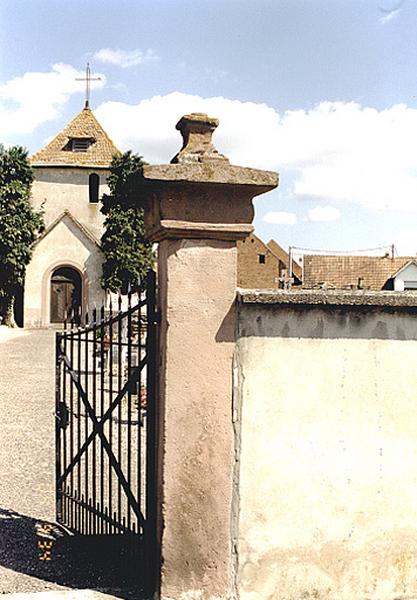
[
  {"x1": 55, "y1": 402, "x2": 69, "y2": 429},
  {"x1": 153, "y1": 310, "x2": 161, "y2": 325}
]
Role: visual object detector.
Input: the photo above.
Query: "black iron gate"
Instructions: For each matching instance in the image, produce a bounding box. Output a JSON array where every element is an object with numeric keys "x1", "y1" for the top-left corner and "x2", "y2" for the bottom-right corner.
[{"x1": 55, "y1": 270, "x2": 158, "y2": 585}]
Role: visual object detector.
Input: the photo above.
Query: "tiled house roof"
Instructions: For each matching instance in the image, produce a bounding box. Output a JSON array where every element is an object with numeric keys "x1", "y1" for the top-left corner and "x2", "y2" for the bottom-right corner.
[
  {"x1": 31, "y1": 106, "x2": 120, "y2": 168},
  {"x1": 303, "y1": 255, "x2": 415, "y2": 290}
]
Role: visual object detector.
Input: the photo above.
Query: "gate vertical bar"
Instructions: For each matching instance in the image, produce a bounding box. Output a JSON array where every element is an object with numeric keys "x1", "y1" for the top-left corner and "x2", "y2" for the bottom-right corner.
[
  {"x1": 127, "y1": 291, "x2": 132, "y2": 531},
  {"x1": 117, "y1": 295, "x2": 122, "y2": 529},
  {"x1": 108, "y1": 300, "x2": 114, "y2": 533},
  {"x1": 62, "y1": 331, "x2": 67, "y2": 525},
  {"x1": 92, "y1": 307, "x2": 97, "y2": 534},
  {"x1": 76, "y1": 324, "x2": 82, "y2": 533},
  {"x1": 84, "y1": 312, "x2": 89, "y2": 534},
  {"x1": 145, "y1": 269, "x2": 158, "y2": 587},
  {"x1": 70, "y1": 319, "x2": 75, "y2": 530},
  {"x1": 55, "y1": 332, "x2": 63, "y2": 523},
  {"x1": 137, "y1": 296, "x2": 142, "y2": 534},
  {"x1": 100, "y1": 305, "x2": 105, "y2": 533}
]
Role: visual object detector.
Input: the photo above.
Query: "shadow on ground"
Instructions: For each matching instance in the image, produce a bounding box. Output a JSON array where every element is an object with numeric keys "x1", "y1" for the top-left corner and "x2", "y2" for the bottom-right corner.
[{"x1": 0, "y1": 508, "x2": 152, "y2": 599}]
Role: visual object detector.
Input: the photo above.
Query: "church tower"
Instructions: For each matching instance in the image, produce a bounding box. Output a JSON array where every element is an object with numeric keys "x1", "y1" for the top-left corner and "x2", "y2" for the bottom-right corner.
[{"x1": 24, "y1": 105, "x2": 120, "y2": 327}]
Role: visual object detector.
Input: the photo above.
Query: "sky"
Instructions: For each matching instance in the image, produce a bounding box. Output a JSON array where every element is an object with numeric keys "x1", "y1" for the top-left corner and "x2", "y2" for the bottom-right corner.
[{"x1": 1, "y1": 0, "x2": 417, "y2": 258}]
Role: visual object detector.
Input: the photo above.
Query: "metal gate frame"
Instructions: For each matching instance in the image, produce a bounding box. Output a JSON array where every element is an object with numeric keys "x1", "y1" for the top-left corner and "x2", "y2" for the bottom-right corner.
[{"x1": 55, "y1": 270, "x2": 158, "y2": 583}]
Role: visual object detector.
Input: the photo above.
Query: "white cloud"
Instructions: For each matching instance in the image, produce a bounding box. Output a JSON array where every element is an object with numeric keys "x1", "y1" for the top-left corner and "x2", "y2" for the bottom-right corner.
[
  {"x1": 306, "y1": 206, "x2": 341, "y2": 222},
  {"x1": 95, "y1": 93, "x2": 417, "y2": 213},
  {"x1": 279, "y1": 101, "x2": 417, "y2": 211},
  {"x1": 263, "y1": 211, "x2": 297, "y2": 225},
  {"x1": 379, "y1": 8, "x2": 401, "y2": 23},
  {"x1": 0, "y1": 63, "x2": 105, "y2": 140},
  {"x1": 95, "y1": 91, "x2": 280, "y2": 167},
  {"x1": 93, "y1": 48, "x2": 158, "y2": 68}
]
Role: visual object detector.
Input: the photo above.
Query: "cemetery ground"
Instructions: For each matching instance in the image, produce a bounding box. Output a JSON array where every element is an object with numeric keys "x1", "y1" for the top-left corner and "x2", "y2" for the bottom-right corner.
[{"x1": 0, "y1": 327, "x2": 142, "y2": 599}]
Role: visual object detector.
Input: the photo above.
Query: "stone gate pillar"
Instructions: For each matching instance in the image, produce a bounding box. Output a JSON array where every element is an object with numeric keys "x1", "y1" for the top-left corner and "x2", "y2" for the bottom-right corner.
[{"x1": 137, "y1": 113, "x2": 278, "y2": 600}]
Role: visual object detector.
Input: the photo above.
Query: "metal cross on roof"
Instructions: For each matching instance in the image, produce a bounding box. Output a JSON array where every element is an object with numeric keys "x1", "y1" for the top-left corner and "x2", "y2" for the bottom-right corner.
[{"x1": 76, "y1": 63, "x2": 102, "y2": 109}]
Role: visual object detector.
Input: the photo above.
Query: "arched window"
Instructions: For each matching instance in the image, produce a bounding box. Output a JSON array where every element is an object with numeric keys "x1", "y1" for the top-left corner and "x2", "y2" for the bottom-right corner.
[{"x1": 89, "y1": 173, "x2": 100, "y2": 203}]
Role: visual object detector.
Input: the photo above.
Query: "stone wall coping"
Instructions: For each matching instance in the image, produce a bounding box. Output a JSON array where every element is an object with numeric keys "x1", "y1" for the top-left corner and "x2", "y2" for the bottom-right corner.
[
  {"x1": 140, "y1": 163, "x2": 278, "y2": 194},
  {"x1": 149, "y1": 220, "x2": 254, "y2": 241},
  {"x1": 237, "y1": 288, "x2": 417, "y2": 308}
]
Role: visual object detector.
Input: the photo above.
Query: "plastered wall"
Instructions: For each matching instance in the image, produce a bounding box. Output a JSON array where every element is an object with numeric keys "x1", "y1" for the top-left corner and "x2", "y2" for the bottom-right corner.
[
  {"x1": 31, "y1": 167, "x2": 109, "y2": 240},
  {"x1": 157, "y1": 239, "x2": 236, "y2": 600},
  {"x1": 25, "y1": 214, "x2": 105, "y2": 327},
  {"x1": 236, "y1": 302, "x2": 417, "y2": 600}
]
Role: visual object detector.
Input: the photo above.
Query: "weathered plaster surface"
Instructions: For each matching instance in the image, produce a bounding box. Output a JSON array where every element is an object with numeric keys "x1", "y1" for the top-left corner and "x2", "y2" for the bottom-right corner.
[
  {"x1": 236, "y1": 303, "x2": 417, "y2": 600},
  {"x1": 158, "y1": 239, "x2": 236, "y2": 600}
]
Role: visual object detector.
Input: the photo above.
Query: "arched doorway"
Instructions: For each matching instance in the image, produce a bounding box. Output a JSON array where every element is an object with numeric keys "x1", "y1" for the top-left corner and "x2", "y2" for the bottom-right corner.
[{"x1": 50, "y1": 266, "x2": 82, "y2": 323}]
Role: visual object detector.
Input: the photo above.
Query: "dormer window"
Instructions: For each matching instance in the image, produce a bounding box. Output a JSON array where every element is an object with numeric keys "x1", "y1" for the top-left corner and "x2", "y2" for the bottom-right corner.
[{"x1": 63, "y1": 137, "x2": 94, "y2": 152}]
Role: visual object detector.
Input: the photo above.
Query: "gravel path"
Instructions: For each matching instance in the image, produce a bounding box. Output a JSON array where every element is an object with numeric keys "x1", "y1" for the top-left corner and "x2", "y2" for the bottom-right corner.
[
  {"x1": 0, "y1": 328, "x2": 146, "y2": 599},
  {"x1": 0, "y1": 328, "x2": 56, "y2": 524}
]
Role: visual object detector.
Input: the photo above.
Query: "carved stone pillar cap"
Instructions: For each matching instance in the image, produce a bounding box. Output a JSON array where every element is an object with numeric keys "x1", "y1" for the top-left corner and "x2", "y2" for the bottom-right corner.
[
  {"x1": 176, "y1": 112, "x2": 219, "y2": 131},
  {"x1": 136, "y1": 112, "x2": 279, "y2": 242},
  {"x1": 137, "y1": 112, "x2": 278, "y2": 191},
  {"x1": 171, "y1": 112, "x2": 229, "y2": 164}
]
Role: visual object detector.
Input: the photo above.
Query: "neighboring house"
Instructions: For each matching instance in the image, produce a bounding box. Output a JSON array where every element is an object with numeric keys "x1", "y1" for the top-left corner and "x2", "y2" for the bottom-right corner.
[
  {"x1": 303, "y1": 254, "x2": 417, "y2": 290},
  {"x1": 237, "y1": 233, "x2": 301, "y2": 288},
  {"x1": 391, "y1": 260, "x2": 417, "y2": 290},
  {"x1": 266, "y1": 239, "x2": 302, "y2": 284},
  {"x1": 23, "y1": 103, "x2": 120, "y2": 327}
]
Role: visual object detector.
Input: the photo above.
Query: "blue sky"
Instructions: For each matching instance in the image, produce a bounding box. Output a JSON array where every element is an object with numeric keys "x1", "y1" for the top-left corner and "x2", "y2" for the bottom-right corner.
[{"x1": 1, "y1": 0, "x2": 417, "y2": 257}]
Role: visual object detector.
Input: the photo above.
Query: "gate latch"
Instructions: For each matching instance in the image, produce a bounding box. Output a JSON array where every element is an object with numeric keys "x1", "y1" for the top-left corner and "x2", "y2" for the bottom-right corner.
[{"x1": 55, "y1": 402, "x2": 69, "y2": 429}]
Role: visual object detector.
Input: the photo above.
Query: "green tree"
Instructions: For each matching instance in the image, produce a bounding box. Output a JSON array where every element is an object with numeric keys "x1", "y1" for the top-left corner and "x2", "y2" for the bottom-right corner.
[
  {"x1": 100, "y1": 151, "x2": 154, "y2": 293},
  {"x1": 0, "y1": 145, "x2": 44, "y2": 325}
]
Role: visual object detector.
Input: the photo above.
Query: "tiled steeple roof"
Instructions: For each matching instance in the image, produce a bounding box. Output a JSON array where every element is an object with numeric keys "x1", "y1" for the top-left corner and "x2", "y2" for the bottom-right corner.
[{"x1": 31, "y1": 106, "x2": 120, "y2": 168}]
